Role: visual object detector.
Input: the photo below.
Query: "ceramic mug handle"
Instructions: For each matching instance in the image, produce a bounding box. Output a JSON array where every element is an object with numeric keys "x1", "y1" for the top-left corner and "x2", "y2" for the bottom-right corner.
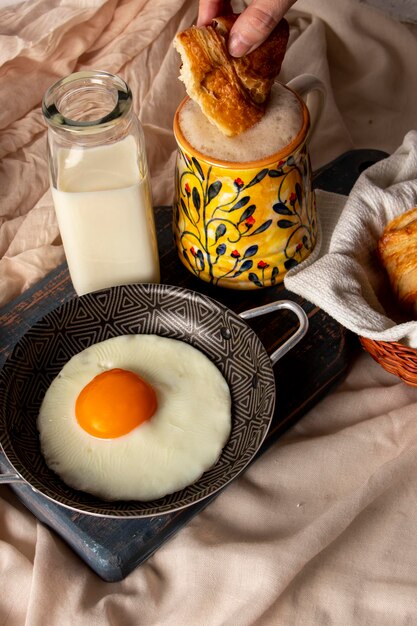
[{"x1": 286, "y1": 73, "x2": 326, "y2": 142}]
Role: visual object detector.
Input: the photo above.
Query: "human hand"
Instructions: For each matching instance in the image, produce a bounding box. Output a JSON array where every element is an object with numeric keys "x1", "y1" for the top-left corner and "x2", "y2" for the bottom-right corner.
[{"x1": 197, "y1": 0, "x2": 296, "y2": 57}]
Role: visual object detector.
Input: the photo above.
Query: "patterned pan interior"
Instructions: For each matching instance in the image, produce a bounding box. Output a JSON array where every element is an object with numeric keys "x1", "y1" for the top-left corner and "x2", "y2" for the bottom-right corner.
[{"x1": 0, "y1": 283, "x2": 275, "y2": 517}]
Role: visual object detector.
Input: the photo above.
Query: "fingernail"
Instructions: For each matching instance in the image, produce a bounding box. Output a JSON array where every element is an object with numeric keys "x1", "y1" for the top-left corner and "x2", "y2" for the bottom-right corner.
[{"x1": 228, "y1": 33, "x2": 248, "y2": 58}]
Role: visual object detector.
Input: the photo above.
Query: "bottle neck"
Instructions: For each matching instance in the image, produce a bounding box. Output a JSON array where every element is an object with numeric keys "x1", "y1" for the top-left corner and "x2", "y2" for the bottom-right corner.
[{"x1": 42, "y1": 71, "x2": 133, "y2": 140}]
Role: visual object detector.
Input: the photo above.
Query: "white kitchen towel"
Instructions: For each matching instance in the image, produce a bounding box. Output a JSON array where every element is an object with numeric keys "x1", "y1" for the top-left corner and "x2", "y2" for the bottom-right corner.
[{"x1": 284, "y1": 129, "x2": 417, "y2": 346}]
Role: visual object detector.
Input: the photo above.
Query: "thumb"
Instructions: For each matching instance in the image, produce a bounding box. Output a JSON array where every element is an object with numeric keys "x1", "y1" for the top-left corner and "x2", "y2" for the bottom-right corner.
[{"x1": 228, "y1": 0, "x2": 292, "y2": 57}]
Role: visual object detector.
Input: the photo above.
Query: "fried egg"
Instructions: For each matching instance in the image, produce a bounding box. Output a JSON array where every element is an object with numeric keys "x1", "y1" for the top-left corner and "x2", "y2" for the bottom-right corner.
[{"x1": 37, "y1": 334, "x2": 232, "y2": 501}]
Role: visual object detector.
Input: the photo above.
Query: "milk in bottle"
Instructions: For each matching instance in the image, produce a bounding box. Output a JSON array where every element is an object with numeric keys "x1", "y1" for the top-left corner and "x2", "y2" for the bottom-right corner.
[{"x1": 43, "y1": 70, "x2": 160, "y2": 296}]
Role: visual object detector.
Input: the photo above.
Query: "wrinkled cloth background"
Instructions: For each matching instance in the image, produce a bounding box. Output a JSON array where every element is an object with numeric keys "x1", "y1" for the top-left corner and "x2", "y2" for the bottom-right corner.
[{"x1": 1, "y1": 1, "x2": 417, "y2": 624}]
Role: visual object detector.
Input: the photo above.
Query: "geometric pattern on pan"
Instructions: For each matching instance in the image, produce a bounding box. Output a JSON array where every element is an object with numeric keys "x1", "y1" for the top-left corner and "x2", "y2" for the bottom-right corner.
[{"x1": 0, "y1": 283, "x2": 275, "y2": 517}]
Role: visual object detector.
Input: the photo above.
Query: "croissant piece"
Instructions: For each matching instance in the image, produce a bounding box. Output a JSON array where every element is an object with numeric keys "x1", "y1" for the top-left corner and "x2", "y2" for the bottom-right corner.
[
  {"x1": 378, "y1": 206, "x2": 417, "y2": 319},
  {"x1": 174, "y1": 14, "x2": 289, "y2": 137}
]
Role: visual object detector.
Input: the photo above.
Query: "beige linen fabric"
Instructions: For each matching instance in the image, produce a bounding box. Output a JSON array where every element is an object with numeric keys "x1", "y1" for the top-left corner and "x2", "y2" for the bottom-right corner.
[{"x1": 1, "y1": 1, "x2": 417, "y2": 624}]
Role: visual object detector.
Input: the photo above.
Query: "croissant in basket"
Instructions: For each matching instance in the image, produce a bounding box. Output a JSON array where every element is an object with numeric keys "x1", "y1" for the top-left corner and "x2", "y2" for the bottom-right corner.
[
  {"x1": 378, "y1": 206, "x2": 417, "y2": 319},
  {"x1": 173, "y1": 14, "x2": 289, "y2": 136}
]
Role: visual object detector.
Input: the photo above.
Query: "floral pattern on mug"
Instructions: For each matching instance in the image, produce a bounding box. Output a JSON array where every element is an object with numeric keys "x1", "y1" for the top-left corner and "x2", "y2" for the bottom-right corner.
[{"x1": 173, "y1": 145, "x2": 317, "y2": 289}]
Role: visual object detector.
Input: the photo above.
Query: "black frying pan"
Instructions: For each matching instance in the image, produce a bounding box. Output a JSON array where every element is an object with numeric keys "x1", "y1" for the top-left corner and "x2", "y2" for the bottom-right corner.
[{"x1": 0, "y1": 283, "x2": 307, "y2": 517}]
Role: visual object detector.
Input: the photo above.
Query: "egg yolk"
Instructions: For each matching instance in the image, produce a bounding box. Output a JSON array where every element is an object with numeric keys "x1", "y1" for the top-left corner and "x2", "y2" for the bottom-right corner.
[{"x1": 75, "y1": 368, "x2": 157, "y2": 438}]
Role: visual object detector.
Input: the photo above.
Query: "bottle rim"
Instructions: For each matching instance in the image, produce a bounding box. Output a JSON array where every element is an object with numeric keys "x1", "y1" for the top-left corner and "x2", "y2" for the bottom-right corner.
[{"x1": 42, "y1": 70, "x2": 132, "y2": 132}]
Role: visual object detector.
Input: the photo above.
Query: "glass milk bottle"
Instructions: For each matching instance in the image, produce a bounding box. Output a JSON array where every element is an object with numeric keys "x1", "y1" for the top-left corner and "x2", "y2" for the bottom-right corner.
[{"x1": 42, "y1": 70, "x2": 160, "y2": 296}]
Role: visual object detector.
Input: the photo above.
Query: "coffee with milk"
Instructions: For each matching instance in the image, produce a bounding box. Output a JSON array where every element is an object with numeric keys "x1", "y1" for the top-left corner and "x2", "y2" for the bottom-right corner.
[
  {"x1": 173, "y1": 74, "x2": 323, "y2": 290},
  {"x1": 178, "y1": 82, "x2": 303, "y2": 163}
]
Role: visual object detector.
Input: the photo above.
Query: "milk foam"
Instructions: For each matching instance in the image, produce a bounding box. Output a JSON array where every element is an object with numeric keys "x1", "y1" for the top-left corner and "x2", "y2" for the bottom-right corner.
[{"x1": 178, "y1": 83, "x2": 303, "y2": 162}]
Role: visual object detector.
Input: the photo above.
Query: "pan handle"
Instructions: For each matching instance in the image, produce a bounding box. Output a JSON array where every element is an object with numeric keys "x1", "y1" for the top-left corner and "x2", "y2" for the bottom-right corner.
[
  {"x1": 0, "y1": 472, "x2": 24, "y2": 484},
  {"x1": 239, "y1": 300, "x2": 308, "y2": 366}
]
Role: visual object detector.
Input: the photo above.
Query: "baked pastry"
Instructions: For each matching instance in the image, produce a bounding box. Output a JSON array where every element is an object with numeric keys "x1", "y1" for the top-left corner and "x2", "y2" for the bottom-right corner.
[
  {"x1": 378, "y1": 206, "x2": 417, "y2": 318},
  {"x1": 173, "y1": 14, "x2": 289, "y2": 136}
]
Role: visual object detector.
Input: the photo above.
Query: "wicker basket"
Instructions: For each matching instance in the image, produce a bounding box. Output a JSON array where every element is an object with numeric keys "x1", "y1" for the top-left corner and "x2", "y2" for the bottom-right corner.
[{"x1": 360, "y1": 336, "x2": 417, "y2": 386}]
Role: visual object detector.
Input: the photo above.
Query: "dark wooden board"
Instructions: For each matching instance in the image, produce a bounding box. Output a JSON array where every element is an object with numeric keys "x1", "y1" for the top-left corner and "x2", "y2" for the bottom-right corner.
[{"x1": 0, "y1": 149, "x2": 388, "y2": 582}]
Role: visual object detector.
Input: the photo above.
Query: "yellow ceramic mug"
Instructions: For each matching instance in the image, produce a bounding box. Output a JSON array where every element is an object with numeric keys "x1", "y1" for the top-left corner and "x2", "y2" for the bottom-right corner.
[{"x1": 173, "y1": 74, "x2": 325, "y2": 289}]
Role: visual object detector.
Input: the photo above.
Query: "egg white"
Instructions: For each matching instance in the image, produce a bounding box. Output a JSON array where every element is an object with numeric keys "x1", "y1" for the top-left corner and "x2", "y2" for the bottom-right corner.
[{"x1": 37, "y1": 334, "x2": 232, "y2": 501}]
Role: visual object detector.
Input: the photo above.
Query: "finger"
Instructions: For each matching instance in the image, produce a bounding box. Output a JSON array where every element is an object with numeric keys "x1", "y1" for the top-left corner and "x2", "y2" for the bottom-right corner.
[
  {"x1": 228, "y1": 0, "x2": 294, "y2": 57},
  {"x1": 197, "y1": 0, "x2": 232, "y2": 26}
]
